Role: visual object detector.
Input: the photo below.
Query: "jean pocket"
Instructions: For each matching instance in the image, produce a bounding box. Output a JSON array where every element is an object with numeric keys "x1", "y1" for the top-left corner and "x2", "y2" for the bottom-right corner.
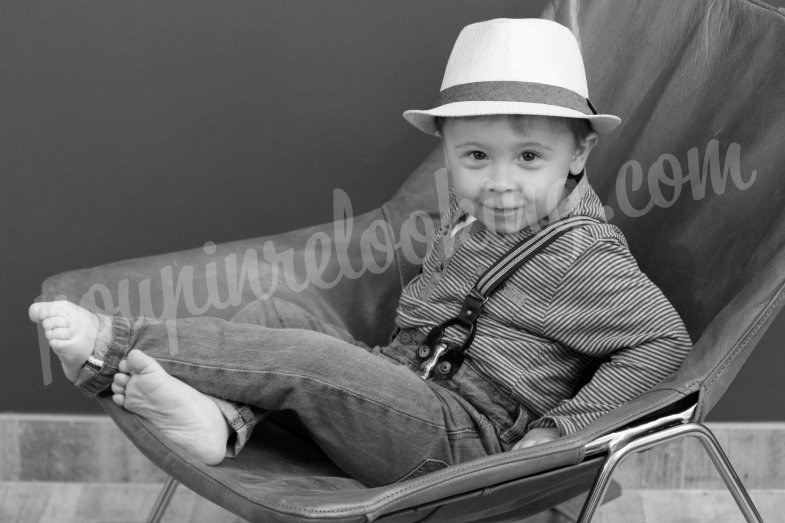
[{"x1": 395, "y1": 458, "x2": 450, "y2": 483}]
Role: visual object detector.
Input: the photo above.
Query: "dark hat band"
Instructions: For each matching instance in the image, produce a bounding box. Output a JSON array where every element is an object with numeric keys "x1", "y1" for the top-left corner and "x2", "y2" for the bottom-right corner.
[{"x1": 435, "y1": 81, "x2": 598, "y2": 115}]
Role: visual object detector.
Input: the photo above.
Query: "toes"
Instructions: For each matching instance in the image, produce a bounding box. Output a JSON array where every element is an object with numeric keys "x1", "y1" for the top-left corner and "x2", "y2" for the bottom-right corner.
[
  {"x1": 42, "y1": 317, "x2": 68, "y2": 331},
  {"x1": 111, "y1": 382, "x2": 125, "y2": 395},
  {"x1": 45, "y1": 326, "x2": 73, "y2": 341},
  {"x1": 28, "y1": 302, "x2": 43, "y2": 322},
  {"x1": 29, "y1": 300, "x2": 83, "y2": 323},
  {"x1": 29, "y1": 302, "x2": 60, "y2": 323},
  {"x1": 124, "y1": 349, "x2": 161, "y2": 375},
  {"x1": 118, "y1": 352, "x2": 162, "y2": 375},
  {"x1": 113, "y1": 372, "x2": 130, "y2": 387},
  {"x1": 112, "y1": 393, "x2": 126, "y2": 407}
]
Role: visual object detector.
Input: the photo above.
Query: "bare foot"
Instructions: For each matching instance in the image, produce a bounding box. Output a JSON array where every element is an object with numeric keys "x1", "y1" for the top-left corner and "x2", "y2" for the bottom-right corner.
[
  {"x1": 112, "y1": 349, "x2": 229, "y2": 465},
  {"x1": 28, "y1": 300, "x2": 113, "y2": 382}
]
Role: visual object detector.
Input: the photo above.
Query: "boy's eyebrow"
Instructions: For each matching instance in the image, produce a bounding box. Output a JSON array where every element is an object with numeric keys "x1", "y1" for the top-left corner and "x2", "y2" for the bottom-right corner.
[
  {"x1": 454, "y1": 141, "x2": 554, "y2": 151},
  {"x1": 454, "y1": 141, "x2": 489, "y2": 149}
]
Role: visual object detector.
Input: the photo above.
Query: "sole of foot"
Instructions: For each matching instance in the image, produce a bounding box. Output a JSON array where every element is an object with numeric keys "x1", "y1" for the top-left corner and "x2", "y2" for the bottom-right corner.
[{"x1": 112, "y1": 349, "x2": 229, "y2": 465}]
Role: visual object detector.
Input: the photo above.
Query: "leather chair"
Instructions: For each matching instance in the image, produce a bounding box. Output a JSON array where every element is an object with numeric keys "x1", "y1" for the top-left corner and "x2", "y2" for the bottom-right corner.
[{"x1": 40, "y1": 0, "x2": 785, "y2": 520}]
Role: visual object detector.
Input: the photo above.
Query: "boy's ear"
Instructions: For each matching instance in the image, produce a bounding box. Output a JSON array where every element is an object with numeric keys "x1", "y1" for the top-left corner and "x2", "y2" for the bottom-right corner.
[{"x1": 570, "y1": 131, "x2": 599, "y2": 175}]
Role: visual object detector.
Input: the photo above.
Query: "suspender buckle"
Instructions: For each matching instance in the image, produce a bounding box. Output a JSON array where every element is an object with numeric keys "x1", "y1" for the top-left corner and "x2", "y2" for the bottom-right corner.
[
  {"x1": 416, "y1": 317, "x2": 476, "y2": 380},
  {"x1": 419, "y1": 343, "x2": 449, "y2": 379}
]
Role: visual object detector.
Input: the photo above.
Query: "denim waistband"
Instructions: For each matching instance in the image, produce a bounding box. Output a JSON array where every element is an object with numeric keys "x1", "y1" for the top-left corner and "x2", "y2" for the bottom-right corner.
[{"x1": 381, "y1": 328, "x2": 531, "y2": 446}]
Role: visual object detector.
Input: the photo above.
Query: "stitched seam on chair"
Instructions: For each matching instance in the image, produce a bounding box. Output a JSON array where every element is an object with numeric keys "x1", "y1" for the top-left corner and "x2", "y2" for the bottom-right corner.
[
  {"x1": 702, "y1": 282, "x2": 785, "y2": 397},
  {"x1": 181, "y1": 446, "x2": 579, "y2": 517},
  {"x1": 232, "y1": 438, "x2": 584, "y2": 516},
  {"x1": 348, "y1": 436, "x2": 587, "y2": 515},
  {"x1": 153, "y1": 357, "x2": 448, "y2": 430},
  {"x1": 704, "y1": 283, "x2": 785, "y2": 388},
  {"x1": 362, "y1": 448, "x2": 583, "y2": 519},
  {"x1": 266, "y1": 447, "x2": 582, "y2": 516}
]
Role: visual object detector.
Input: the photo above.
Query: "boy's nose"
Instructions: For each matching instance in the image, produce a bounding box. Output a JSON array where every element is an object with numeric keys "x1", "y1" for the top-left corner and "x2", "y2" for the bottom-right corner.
[{"x1": 483, "y1": 164, "x2": 515, "y2": 192}]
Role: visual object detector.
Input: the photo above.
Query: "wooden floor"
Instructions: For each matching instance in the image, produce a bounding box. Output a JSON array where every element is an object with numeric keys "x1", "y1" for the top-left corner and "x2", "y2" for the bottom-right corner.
[
  {"x1": 1, "y1": 415, "x2": 783, "y2": 522},
  {"x1": 0, "y1": 481, "x2": 782, "y2": 522}
]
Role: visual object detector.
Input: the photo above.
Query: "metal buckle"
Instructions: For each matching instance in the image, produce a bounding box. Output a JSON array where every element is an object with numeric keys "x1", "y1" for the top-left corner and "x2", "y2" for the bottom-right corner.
[
  {"x1": 416, "y1": 317, "x2": 476, "y2": 380},
  {"x1": 419, "y1": 343, "x2": 449, "y2": 379}
]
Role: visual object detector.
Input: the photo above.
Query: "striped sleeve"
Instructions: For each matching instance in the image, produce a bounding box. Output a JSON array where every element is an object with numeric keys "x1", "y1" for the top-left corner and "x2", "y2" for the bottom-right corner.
[{"x1": 530, "y1": 237, "x2": 693, "y2": 435}]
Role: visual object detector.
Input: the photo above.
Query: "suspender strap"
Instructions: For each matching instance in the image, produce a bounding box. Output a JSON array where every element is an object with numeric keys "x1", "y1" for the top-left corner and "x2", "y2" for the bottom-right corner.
[
  {"x1": 417, "y1": 216, "x2": 599, "y2": 380},
  {"x1": 454, "y1": 216, "x2": 600, "y2": 325}
]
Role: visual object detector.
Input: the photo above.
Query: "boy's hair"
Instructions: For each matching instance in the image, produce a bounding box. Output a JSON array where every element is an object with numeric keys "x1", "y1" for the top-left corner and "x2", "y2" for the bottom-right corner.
[{"x1": 434, "y1": 115, "x2": 593, "y2": 145}]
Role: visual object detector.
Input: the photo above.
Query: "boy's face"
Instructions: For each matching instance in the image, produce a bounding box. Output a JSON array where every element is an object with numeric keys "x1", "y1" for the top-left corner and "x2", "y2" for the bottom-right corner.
[{"x1": 441, "y1": 116, "x2": 597, "y2": 234}]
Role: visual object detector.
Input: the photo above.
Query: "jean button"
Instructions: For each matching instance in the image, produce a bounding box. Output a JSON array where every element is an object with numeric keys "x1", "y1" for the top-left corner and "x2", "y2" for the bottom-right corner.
[{"x1": 399, "y1": 331, "x2": 410, "y2": 344}]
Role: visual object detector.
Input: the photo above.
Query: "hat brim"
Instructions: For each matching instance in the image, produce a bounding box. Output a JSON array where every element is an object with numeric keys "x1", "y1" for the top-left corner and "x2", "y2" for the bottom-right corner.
[{"x1": 403, "y1": 101, "x2": 621, "y2": 136}]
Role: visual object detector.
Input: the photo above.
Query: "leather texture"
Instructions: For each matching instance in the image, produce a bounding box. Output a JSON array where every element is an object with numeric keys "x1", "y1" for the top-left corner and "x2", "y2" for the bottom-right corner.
[{"x1": 42, "y1": 0, "x2": 785, "y2": 520}]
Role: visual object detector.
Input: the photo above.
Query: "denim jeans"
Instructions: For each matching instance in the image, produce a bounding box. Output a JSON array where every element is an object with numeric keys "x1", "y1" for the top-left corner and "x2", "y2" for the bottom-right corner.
[{"x1": 76, "y1": 298, "x2": 505, "y2": 486}]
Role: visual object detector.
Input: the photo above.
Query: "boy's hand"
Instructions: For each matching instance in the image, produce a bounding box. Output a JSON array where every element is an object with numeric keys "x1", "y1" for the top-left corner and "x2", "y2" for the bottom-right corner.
[{"x1": 513, "y1": 427, "x2": 559, "y2": 450}]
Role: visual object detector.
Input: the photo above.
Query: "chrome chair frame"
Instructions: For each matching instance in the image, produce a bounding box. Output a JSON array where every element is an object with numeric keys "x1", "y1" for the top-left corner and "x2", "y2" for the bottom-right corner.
[
  {"x1": 145, "y1": 402, "x2": 764, "y2": 523},
  {"x1": 579, "y1": 404, "x2": 763, "y2": 522}
]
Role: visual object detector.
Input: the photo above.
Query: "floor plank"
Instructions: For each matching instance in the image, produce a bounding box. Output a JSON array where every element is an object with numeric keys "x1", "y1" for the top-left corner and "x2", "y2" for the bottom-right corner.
[{"x1": 1, "y1": 482, "x2": 783, "y2": 522}]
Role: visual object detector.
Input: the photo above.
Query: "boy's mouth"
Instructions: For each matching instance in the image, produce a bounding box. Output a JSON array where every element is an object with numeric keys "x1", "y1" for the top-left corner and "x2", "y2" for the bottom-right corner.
[
  {"x1": 485, "y1": 205, "x2": 521, "y2": 214},
  {"x1": 482, "y1": 205, "x2": 525, "y2": 224}
]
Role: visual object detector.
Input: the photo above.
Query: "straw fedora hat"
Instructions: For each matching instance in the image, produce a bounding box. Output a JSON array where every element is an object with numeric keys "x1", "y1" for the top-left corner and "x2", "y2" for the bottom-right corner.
[{"x1": 403, "y1": 18, "x2": 621, "y2": 135}]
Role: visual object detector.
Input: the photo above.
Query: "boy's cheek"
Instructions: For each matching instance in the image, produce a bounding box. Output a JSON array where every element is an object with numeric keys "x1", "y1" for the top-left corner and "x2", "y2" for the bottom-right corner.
[
  {"x1": 451, "y1": 177, "x2": 482, "y2": 203},
  {"x1": 521, "y1": 185, "x2": 540, "y2": 208}
]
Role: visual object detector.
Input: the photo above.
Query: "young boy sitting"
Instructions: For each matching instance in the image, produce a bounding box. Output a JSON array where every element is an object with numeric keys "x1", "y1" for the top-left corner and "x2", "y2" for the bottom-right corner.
[{"x1": 29, "y1": 18, "x2": 692, "y2": 487}]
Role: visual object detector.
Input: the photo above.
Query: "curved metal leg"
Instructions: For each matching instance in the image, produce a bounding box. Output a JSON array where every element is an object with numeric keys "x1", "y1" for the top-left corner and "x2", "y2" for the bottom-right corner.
[
  {"x1": 691, "y1": 424, "x2": 763, "y2": 523},
  {"x1": 147, "y1": 476, "x2": 180, "y2": 523},
  {"x1": 577, "y1": 422, "x2": 763, "y2": 523},
  {"x1": 577, "y1": 438, "x2": 632, "y2": 522}
]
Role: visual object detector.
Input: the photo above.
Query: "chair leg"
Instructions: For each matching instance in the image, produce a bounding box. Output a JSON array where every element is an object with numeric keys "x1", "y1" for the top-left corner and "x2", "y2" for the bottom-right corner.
[
  {"x1": 691, "y1": 424, "x2": 764, "y2": 523},
  {"x1": 146, "y1": 476, "x2": 180, "y2": 523},
  {"x1": 576, "y1": 422, "x2": 764, "y2": 523}
]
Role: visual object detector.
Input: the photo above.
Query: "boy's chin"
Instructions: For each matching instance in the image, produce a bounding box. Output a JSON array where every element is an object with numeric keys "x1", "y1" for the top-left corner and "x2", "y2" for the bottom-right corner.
[{"x1": 479, "y1": 215, "x2": 539, "y2": 234}]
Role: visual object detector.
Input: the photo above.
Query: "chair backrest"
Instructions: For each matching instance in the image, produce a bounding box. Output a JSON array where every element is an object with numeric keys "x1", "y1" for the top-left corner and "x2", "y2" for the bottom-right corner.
[{"x1": 385, "y1": 0, "x2": 785, "y2": 420}]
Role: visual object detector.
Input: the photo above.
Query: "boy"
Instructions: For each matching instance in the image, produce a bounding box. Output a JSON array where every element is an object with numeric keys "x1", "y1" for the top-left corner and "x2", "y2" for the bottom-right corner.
[{"x1": 29, "y1": 19, "x2": 692, "y2": 486}]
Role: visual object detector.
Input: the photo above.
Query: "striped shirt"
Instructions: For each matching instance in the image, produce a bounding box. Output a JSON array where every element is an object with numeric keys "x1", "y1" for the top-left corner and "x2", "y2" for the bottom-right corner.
[{"x1": 395, "y1": 174, "x2": 693, "y2": 435}]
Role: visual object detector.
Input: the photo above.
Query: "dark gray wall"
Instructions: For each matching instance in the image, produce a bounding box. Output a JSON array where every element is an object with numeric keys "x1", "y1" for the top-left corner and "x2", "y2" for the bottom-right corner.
[{"x1": 3, "y1": 0, "x2": 783, "y2": 421}]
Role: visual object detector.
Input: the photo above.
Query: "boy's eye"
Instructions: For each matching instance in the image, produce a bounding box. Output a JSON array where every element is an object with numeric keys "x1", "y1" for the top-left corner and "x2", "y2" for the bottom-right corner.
[
  {"x1": 521, "y1": 151, "x2": 539, "y2": 162},
  {"x1": 469, "y1": 151, "x2": 488, "y2": 161}
]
